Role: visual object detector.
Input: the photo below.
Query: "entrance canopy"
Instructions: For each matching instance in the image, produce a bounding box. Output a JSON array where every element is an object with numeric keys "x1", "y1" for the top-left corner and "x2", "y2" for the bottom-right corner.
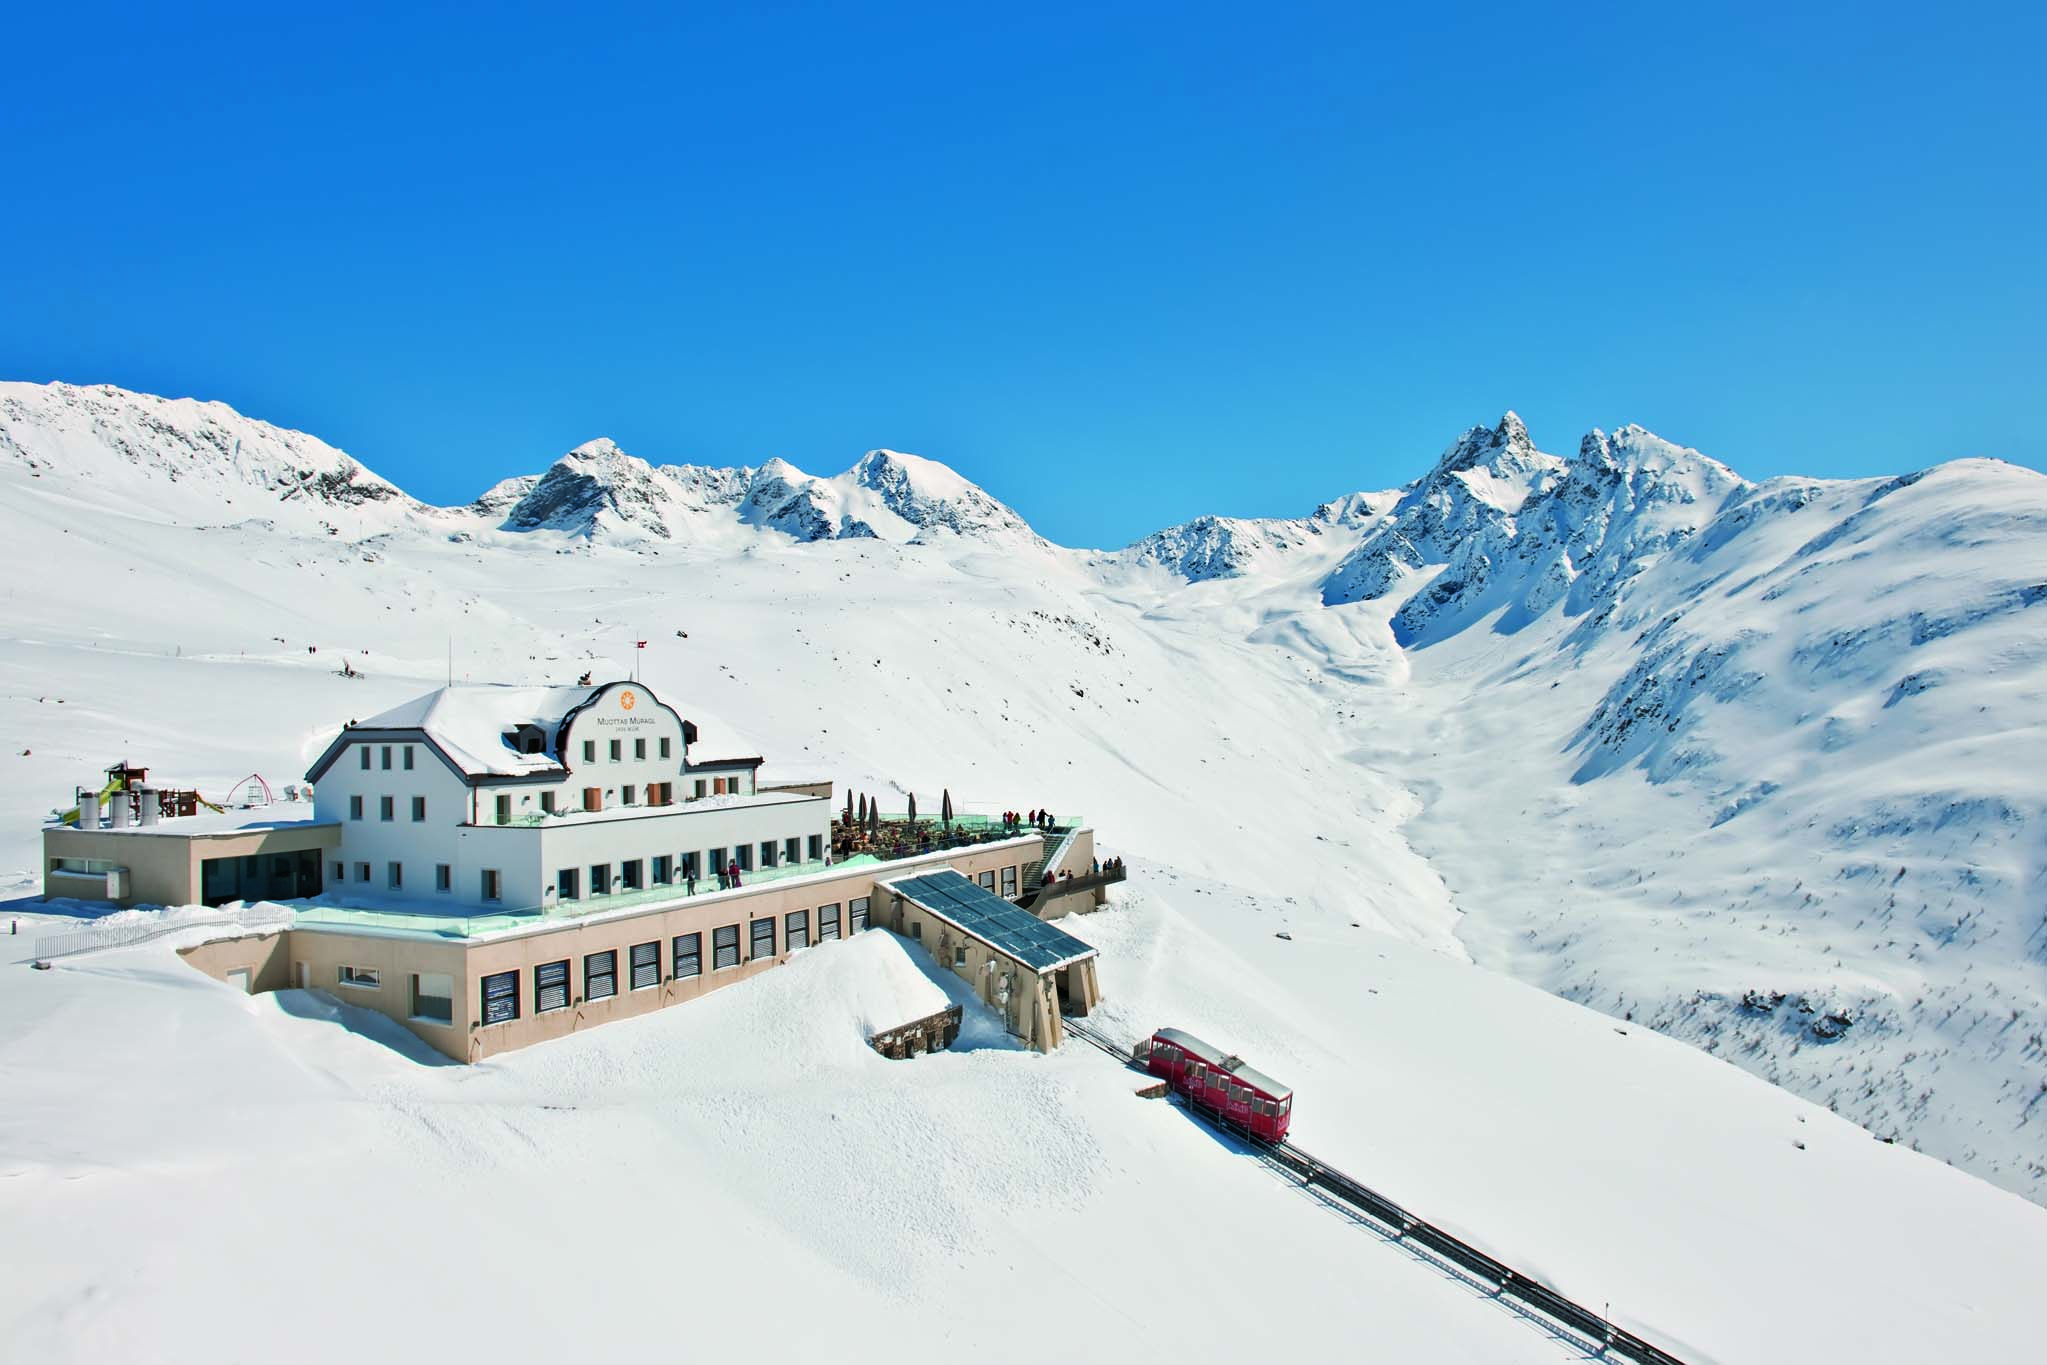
[{"x1": 883, "y1": 869, "x2": 1096, "y2": 972}]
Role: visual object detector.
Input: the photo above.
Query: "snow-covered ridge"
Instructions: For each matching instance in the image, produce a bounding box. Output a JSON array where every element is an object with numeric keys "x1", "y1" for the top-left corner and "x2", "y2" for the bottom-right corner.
[{"x1": 0, "y1": 381, "x2": 418, "y2": 530}]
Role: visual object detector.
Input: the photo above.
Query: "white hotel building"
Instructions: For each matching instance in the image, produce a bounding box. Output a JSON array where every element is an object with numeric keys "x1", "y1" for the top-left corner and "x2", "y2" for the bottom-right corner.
[
  {"x1": 303, "y1": 680, "x2": 831, "y2": 912},
  {"x1": 93, "y1": 677, "x2": 1113, "y2": 1060}
]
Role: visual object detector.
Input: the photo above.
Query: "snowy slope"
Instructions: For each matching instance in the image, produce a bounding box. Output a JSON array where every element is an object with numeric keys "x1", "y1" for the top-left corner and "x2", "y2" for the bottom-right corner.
[
  {"x1": 2, "y1": 376, "x2": 2043, "y2": 1233},
  {"x1": 7, "y1": 881, "x2": 2044, "y2": 1365},
  {"x1": 0, "y1": 381, "x2": 420, "y2": 533}
]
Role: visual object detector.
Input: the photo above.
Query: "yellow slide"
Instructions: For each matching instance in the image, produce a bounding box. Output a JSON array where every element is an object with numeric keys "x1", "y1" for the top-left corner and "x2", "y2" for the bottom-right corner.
[{"x1": 57, "y1": 772, "x2": 129, "y2": 826}]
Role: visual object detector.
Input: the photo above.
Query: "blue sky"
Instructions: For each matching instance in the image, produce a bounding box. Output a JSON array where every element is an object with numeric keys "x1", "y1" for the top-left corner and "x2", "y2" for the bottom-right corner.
[{"x1": 4, "y1": 2, "x2": 2042, "y2": 547}]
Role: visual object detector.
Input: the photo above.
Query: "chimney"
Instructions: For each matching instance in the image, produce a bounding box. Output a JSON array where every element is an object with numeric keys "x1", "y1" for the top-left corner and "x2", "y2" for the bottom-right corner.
[
  {"x1": 76, "y1": 787, "x2": 100, "y2": 830},
  {"x1": 109, "y1": 792, "x2": 131, "y2": 828},
  {"x1": 137, "y1": 788, "x2": 159, "y2": 826}
]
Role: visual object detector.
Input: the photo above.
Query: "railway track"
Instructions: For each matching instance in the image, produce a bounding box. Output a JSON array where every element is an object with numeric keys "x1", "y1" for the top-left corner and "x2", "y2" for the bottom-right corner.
[{"x1": 1060, "y1": 1017, "x2": 1690, "y2": 1365}]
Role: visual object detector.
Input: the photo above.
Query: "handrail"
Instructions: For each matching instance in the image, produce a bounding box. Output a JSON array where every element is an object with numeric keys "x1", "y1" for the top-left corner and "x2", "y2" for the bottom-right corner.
[{"x1": 34, "y1": 904, "x2": 295, "y2": 962}]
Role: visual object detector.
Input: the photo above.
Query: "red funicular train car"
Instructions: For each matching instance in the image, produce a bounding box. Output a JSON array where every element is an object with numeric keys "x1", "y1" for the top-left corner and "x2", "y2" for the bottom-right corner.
[{"x1": 1142, "y1": 1027, "x2": 1293, "y2": 1142}]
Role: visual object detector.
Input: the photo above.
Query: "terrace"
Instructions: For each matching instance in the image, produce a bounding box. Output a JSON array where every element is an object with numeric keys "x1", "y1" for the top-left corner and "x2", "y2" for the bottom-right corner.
[{"x1": 289, "y1": 811, "x2": 1077, "y2": 943}]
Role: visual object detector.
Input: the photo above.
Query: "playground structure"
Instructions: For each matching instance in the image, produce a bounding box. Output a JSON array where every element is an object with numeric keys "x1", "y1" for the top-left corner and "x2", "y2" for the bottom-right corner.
[{"x1": 56, "y1": 762, "x2": 302, "y2": 830}]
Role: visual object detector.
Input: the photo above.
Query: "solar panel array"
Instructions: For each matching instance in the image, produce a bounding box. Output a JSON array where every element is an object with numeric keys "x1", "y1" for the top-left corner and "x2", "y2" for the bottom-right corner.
[{"x1": 886, "y1": 870, "x2": 1098, "y2": 972}]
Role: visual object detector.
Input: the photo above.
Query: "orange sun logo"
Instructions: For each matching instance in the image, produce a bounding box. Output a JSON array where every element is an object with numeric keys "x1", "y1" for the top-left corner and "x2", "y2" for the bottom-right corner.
[{"x1": 620, "y1": 690, "x2": 636, "y2": 710}]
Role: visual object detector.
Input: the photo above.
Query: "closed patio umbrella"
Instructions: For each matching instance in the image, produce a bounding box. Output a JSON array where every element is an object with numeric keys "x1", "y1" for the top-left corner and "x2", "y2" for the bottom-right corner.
[
  {"x1": 907, "y1": 792, "x2": 918, "y2": 825},
  {"x1": 941, "y1": 788, "x2": 953, "y2": 829}
]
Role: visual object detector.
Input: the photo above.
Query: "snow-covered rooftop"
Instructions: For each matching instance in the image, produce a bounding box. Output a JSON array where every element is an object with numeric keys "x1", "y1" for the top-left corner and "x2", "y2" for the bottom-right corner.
[
  {"x1": 51, "y1": 801, "x2": 333, "y2": 838},
  {"x1": 355, "y1": 682, "x2": 598, "y2": 776}
]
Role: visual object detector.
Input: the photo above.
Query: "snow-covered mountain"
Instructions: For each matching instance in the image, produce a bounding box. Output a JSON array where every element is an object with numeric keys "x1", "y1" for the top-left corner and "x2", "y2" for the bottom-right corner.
[
  {"x1": 482, "y1": 436, "x2": 1037, "y2": 547},
  {"x1": 490, "y1": 439, "x2": 753, "y2": 540},
  {"x1": 4, "y1": 377, "x2": 2045, "y2": 1216},
  {"x1": 1122, "y1": 490, "x2": 1402, "y2": 583},
  {"x1": 0, "y1": 381, "x2": 419, "y2": 531}
]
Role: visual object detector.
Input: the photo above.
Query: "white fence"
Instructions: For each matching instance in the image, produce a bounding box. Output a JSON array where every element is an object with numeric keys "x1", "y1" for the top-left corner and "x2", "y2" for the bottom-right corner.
[{"x1": 33, "y1": 905, "x2": 295, "y2": 963}]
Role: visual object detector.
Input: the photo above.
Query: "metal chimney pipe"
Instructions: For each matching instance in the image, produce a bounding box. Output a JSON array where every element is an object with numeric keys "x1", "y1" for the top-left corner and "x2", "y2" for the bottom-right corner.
[
  {"x1": 137, "y1": 788, "x2": 159, "y2": 826},
  {"x1": 76, "y1": 787, "x2": 100, "y2": 830},
  {"x1": 109, "y1": 792, "x2": 131, "y2": 829}
]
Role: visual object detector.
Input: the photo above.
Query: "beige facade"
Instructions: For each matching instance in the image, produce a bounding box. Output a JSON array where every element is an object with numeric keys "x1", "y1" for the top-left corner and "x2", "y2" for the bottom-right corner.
[
  {"x1": 45, "y1": 820, "x2": 342, "y2": 909},
  {"x1": 177, "y1": 836, "x2": 1067, "y2": 1062},
  {"x1": 879, "y1": 888, "x2": 1100, "y2": 1052},
  {"x1": 1033, "y1": 827, "x2": 1104, "y2": 920}
]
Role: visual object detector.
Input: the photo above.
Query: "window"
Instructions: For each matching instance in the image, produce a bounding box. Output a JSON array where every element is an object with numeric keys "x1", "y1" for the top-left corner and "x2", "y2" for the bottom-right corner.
[
  {"x1": 410, "y1": 972, "x2": 453, "y2": 1023},
  {"x1": 708, "y1": 847, "x2": 728, "y2": 879},
  {"x1": 481, "y1": 970, "x2": 519, "y2": 1024},
  {"x1": 681, "y1": 851, "x2": 699, "y2": 881},
  {"x1": 953, "y1": 944, "x2": 968, "y2": 968},
  {"x1": 673, "y1": 932, "x2": 702, "y2": 979},
  {"x1": 910, "y1": 921, "x2": 922, "y2": 941},
  {"x1": 331, "y1": 860, "x2": 344, "y2": 882},
  {"x1": 557, "y1": 867, "x2": 579, "y2": 900},
  {"x1": 629, "y1": 941, "x2": 660, "y2": 990},
  {"x1": 694, "y1": 779, "x2": 707, "y2": 799},
  {"x1": 585, "y1": 950, "x2": 618, "y2": 1001},
  {"x1": 481, "y1": 869, "x2": 502, "y2": 902},
  {"x1": 541, "y1": 790, "x2": 556, "y2": 814},
  {"x1": 381, "y1": 745, "x2": 392, "y2": 770},
  {"x1": 712, "y1": 924, "x2": 741, "y2": 970},
  {"x1": 735, "y1": 845, "x2": 754, "y2": 872},
  {"x1": 647, "y1": 781, "x2": 670, "y2": 806},
  {"x1": 436, "y1": 863, "x2": 451, "y2": 893},
  {"x1": 536, "y1": 960, "x2": 570, "y2": 1012},
  {"x1": 338, "y1": 965, "x2": 380, "y2": 989},
  {"x1": 387, "y1": 861, "x2": 403, "y2": 889},
  {"x1": 494, "y1": 794, "x2": 511, "y2": 825},
  {"x1": 609, "y1": 739, "x2": 622, "y2": 761},
  {"x1": 583, "y1": 786, "x2": 602, "y2": 811},
  {"x1": 620, "y1": 859, "x2": 643, "y2": 891},
  {"x1": 818, "y1": 903, "x2": 841, "y2": 941},
  {"x1": 659, "y1": 737, "x2": 672, "y2": 759},
  {"x1": 582, "y1": 740, "x2": 596, "y2": 764},
  {"x1": 355, "y1": 861, "x2": 371, "y2": 882},
  {"x1": 622, "y1": 784, "x2": 637, "y2": 806},
  {"x1": 349, "y1": 795, "x2": 363, "y2": 821},
  {"x1": 1001, "y1": 866, "x2": 1018, "y2": 898},
  {"x1": 807, "y1": 835, "x2": 823, "y2": 862},
  {"x1": 412, "y1": 795, "x2": 427, "y2": 822},
  {"x1": 380, "y1": 795, "x2": 395, "y2": 822},
  {"x1": 403, "y1": 745, "x2": 415, "y2": 770},
  {"x1": 749, "y1": 917, "x2": 775, "y2": 960},
  {"x1": 634, "y1": 738, "x2": 646, "y2": 760},
  {"x1": 759, "y1": 840, "x2": 777, "y2": 869},
  {"x1": 784, "y1": 837, "x2": 801, "y2": 866},
  {"x1": 977, "y1": 870, "x2": 995, "y2": 892},
  {"x1": 359, "y1": 746, "x2": 371, "y2": 771},
  {"x1": 652, "y1": 855, "x2": 673, "y2": 884},
  {"x1": 589, "y1": 863, "x2": 612, "y2": 896},
  {"x1": 785, "y1": 909, "x2": 809, "y2": 951},
  {"x1": 849, "y1": 897, "x2": 869, "y2": 932}
]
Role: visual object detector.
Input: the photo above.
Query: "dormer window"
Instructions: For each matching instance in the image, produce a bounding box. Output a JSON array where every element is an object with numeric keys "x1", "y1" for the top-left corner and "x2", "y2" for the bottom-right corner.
[{"x1": 505, "y1": 724, "x2": 548, "y2": 756}]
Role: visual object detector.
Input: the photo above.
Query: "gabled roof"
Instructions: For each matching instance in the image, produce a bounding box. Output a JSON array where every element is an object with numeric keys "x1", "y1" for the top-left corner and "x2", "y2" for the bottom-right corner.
[
  {"x1": 306, "y1": 683, "x2": 599, "y2": 783},
  {"x1": 881, "y1": 869, "x2": 1097, "y2": 973},
  {"x1": 305, "y1": 680, "x2": 769, "y2": 786},
  {"x1": 365, "y1": 683, "x2": 598, "y2": 775}
]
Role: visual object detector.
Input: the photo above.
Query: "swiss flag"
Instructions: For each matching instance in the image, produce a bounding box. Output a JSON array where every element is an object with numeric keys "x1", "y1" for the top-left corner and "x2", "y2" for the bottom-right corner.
[{"x1": 636, "y1": 640, "x2": 647, "y2": 649}]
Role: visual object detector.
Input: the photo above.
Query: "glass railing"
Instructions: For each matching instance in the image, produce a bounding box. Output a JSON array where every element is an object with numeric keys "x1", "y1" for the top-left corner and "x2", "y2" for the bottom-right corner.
[{"x1": 288, "y1": 820, "x2": 1068, "y2": 941}]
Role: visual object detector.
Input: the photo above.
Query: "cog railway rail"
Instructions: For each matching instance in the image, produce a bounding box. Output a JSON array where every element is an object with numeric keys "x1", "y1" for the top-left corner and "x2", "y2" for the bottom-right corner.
[{"x1": 1059, "y1": 1017, "x2": 1691, "y2": 1365}]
